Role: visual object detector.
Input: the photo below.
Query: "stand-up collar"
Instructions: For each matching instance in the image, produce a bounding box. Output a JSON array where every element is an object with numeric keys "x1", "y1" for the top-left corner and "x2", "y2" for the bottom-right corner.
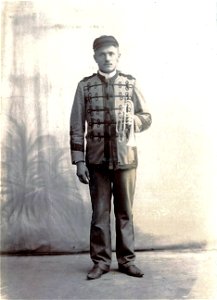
[
  {"x1": 98, "y1": 69, "x2": 116, "y2": 79},
  {"x1": 98, "y1": 70, "x2": 119, "y2": 82}
]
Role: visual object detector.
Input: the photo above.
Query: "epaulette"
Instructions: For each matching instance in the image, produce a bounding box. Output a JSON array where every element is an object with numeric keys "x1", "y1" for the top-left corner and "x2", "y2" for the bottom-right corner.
[
  {"x1": 81, "y1": 73, "x2": 97, "y2": 82},
  {"x1": 119, "y1": 72, "x2": 136, "y2": 80}
]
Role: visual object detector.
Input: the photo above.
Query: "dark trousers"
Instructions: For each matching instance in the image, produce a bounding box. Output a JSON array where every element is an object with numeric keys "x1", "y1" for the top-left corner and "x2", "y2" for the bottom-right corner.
[{"x1": 88, "y1": 166, "x2": 136, "y2": 271}]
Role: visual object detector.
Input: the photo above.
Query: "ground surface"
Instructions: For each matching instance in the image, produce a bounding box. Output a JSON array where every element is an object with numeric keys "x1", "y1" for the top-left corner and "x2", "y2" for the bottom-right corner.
[{"x1": 1, "y1": 250, "x2": 217, "y2": 299}]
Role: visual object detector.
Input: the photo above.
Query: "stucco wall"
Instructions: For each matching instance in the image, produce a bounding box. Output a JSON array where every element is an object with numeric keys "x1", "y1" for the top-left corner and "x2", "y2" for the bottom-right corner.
[{"x1": 1, "y1": 1, "x2": 217, "y2": 253}]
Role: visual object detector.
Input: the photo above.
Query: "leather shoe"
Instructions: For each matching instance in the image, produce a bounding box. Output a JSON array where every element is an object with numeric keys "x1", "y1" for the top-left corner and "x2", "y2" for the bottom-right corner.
[
  {"x1": 87, "y1": 265, "x2": 108, "y2": 280},
  {"x1": 118, "y1": 264, "x2": 144, "y2": 277}
]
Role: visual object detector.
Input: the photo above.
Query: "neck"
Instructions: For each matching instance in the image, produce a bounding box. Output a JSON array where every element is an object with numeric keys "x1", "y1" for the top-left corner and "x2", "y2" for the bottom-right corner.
[{"x1": 98, "y1": 69, "x2": 116, "y2": 79}]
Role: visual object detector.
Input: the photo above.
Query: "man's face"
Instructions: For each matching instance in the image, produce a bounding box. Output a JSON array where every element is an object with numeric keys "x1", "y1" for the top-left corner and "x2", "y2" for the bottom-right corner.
[{"x1": 94, "y1": 45, "x2": 120, "y2": 73}]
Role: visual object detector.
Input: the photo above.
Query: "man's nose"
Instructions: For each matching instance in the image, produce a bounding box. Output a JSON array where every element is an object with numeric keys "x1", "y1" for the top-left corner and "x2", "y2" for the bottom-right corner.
[{"x1": 105, "y1": 54, "x2": 111, "y2": 61}]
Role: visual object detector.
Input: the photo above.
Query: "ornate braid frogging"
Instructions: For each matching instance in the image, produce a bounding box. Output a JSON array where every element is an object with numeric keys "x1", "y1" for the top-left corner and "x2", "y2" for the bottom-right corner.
[{"x1": 70, "y1": 71, "x2": 151, "y2": 169}]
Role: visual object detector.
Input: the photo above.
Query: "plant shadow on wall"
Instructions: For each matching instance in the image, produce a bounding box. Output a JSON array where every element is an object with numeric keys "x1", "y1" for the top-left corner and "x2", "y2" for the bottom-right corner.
[{"x1": 1, "y1": 116, "x2": 91, "y2": 253}]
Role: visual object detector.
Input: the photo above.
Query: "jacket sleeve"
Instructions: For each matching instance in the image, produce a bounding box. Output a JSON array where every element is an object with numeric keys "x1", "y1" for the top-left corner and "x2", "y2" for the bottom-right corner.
[
  {"x1": 69, "y1": 82, "x2": 86, "y2": 164},
  {"x1": 133, "y1": 80, "x2": 152, "y2": 133}
]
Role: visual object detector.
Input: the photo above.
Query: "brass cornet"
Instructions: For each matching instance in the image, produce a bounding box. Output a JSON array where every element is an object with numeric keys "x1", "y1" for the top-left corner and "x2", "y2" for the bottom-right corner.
[{"x1": 116, "y1": 100, "x2": 136, "y2": 146}]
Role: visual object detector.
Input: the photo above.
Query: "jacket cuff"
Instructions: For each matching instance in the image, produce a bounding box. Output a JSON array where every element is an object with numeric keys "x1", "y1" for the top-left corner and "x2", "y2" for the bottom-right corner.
[
  {"x1": 71, "y1": 151, "x2": 85, "y2": 165},
  {"x1": 134, "y1": 113, "x2": 152, "y2": 132},
  {"x1": 134, "y1": 115, "x2": 143, "y2": 132}
]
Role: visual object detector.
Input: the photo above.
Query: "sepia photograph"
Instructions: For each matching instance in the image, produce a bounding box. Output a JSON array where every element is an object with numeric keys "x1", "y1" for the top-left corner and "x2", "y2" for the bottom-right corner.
[{"x1": 1, "y1": 0, "x2": 217, "y2": 299}]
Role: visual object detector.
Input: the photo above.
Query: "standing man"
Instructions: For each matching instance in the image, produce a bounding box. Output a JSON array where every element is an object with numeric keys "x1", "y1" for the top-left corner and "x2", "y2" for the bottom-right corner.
[{"x1": 70, "y1": 35, "x2": 152, "y2": 280}]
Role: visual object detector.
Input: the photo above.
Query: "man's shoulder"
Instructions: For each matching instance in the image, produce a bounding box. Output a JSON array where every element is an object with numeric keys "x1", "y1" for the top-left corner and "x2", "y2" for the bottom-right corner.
[
  {"x1": 80, "y1": 73, "x2": 97, "y2": 83},
  {"x1": 118, "y1": 71, "x2": 136, "y2": 81}
]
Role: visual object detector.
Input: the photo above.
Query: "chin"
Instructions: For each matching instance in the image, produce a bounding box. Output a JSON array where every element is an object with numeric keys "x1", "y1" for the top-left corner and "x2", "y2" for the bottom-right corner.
[{"x1": 103, "y1": 68, "x2": 114, "y2": 73}]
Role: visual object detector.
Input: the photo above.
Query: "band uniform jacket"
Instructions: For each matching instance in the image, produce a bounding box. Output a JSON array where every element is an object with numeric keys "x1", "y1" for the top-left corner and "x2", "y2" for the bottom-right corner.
[{"x1": 70, "y1": 71, "x2": 152, "y2": 170}]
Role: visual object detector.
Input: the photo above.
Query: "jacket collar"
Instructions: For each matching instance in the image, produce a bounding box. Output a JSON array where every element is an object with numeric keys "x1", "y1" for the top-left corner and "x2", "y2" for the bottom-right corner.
[{"x1": 97, "y1": 70, "x2": 119, "y2": 82}]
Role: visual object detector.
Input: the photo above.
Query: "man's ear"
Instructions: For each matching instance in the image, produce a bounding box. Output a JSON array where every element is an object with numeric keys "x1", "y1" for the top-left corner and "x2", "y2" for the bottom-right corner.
[{"x1": 93, "y1": 54, "x2": 97, "y2": 62}]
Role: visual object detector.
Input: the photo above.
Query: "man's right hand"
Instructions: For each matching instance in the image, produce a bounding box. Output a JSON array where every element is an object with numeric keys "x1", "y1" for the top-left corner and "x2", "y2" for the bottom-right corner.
[{"x1": 76, "y1": 162, "x2": 90, "y2": 184}]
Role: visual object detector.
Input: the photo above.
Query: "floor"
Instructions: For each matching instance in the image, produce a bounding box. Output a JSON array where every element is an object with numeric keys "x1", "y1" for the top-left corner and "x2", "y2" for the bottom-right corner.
[{"x1": 1, "y1": 250, "x2": 217, "y2": 299}]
